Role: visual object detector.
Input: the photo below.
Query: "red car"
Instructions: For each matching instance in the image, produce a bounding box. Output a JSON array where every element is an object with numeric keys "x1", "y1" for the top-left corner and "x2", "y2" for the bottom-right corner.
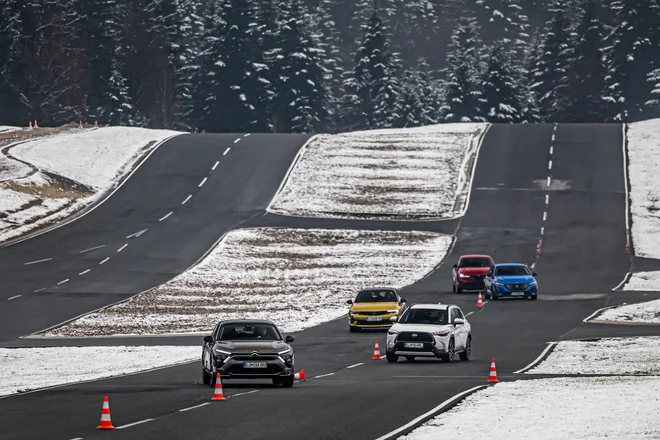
[{"x1": 452, "y1": 254, "x2": 494, "y2": 293}]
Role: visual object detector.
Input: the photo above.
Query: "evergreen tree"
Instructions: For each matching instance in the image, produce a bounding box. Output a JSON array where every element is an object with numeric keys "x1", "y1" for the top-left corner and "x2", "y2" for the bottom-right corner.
[
  {"x1": 529, "y1": 0, "x2": 572, "y2": 121},
  {"x1": 647, "y1": 68, "x2": 660, "y2": 109},
  {"x1": 564, "y1": 0, "x2": 606, "y2": 122},
  {"x1": 440, "y1": 15, "x2": 484, "y2": 122},
  {"x1": 0, "y1": 1, "x2": 23, "y2": 125},
  {"x1": 473, "y1": 0, "x2": 530, "y2": 59},
  {"x1": 604, "y1": 0, "x2": 660, "y2": 121},
  {"x1": 397, "y1": 58, "x2": 441, "y2": 127},
  {"x1": 256, "y1": 0, "x2": 281, "y2": 130},
  {"x1": 479, "y1": 42, "x2": 525, "y2": 122},
  {"x1": 175, "y1": 0, "x2": 206, "y2": 129}
]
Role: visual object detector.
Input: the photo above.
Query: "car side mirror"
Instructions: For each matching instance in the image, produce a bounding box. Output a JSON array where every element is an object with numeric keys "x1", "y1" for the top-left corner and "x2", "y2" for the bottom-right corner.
[
  {"x1": 204, "y1": 335, "x2": 213, "y2": 343},
  {"x1": 453, "y1": 318, "x2": 464, "y2": 326},
  {"x1": 346, "y1": 299, "x2": 353, "y2": 305},
  {"x1": 285, "y1": 335, "x2": 295, "y2": 343},
  {"x1": 389, "y1": 316, "x2": 398, "y2": 322},
  {"x1": 400, "y1": 298, "x2": 407, "y2": 303},
  {"x1": 452, "y1": 264, "x2": 457, "y2": 268},
  {"x1": 532, "y1": 272, "x2": 538, "y2": 276}
]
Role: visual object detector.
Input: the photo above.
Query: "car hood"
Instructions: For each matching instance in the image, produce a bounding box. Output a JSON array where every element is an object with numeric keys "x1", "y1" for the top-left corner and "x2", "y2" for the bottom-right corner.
[
  {"x1": 458, "y1": 267, "x2": 490, "y2": 276},
  {"x1": 391, "y1": 323, "x2": 453, "y2": 333},
  {"x1": 494, "y1": 275, "x2": 535, "y2": 284},
  {"x1": 351, "y1": 302, "x2": 399, "y2": 312},
  {"x1": 214, "y1": 340, "x2": 290, "y2": 353}
]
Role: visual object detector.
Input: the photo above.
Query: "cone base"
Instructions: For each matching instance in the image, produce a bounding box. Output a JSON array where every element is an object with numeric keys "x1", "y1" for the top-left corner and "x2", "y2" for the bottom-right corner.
[
  {"x1": 487, "y1": 378, "x2": 499, "y2": 383},
  {"x1": 96, "y1": 425, "x2": 116, "y2": 430},
  {"x1": 372, "y1": 355, "x2": 381, "y2": 360},
  {"x1": 211, "y1": 395, "x2": 226, "y2": 401}
]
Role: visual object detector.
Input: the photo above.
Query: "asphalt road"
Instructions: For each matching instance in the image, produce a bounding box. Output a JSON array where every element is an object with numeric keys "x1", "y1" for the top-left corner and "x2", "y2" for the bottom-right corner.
[{"x1": 2, "y1": 123, "x2": 660, "y2": 440}]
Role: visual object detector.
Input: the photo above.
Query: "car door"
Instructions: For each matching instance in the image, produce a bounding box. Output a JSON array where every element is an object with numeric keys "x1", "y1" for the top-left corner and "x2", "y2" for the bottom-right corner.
[
  {"x1": 455, "y1": 307, "x2": 468, "y2": 347},
  {"x1": 485, "y1": 267, "x2": 494, "y2": 291},
  {"x1": 451, "y1": 307, "x2": 468, "y2": 349}
]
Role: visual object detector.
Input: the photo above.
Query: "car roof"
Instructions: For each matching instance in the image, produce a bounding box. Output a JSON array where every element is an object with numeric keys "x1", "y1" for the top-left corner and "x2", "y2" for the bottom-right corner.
[
  {"x1": 494, "y1": 263, "x2": 527, "y2": 267},
  {"x1": 460, "y1": 254, "x2": 492, "y2": 259},
  {"x1": 219, "y1": 319, "x2": 277, "y2": 326},
  {"x1": 409, "y1": 303, "x2": 451, "y2": 311},
  {"x1": 358, "y1": 287, "x2": 398, "y2": 292}
]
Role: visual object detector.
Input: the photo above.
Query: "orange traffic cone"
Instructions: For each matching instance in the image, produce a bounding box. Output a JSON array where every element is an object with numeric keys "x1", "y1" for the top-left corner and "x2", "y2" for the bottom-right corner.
[
  {"x1": 477, "y1": 292, "x2": 484, "y2": 307},
  {"x1": 372, "y1": 340, "x2": 382, "y2": 360},
  {"x1": 211, "y1": 373, "x2": 226, "y2": 401},
  {"x1": 625, "y1": 243, "x2": 630, "y2": 254},
  {"x1": 29, "y1": 121, "x2": 32, "y2": 129},
  {"x1": 95, "y1": 396, "x2": 115, "y2": 430},
  {"x1": 536, "y1": 242, "x2": 541, "y2": 255},
  {"x1": 34, "y1": 120, "x2": 38, "y2": 128},
  {"x1": 487, "y1": 359, "x2": 499, "y2": 383},
  {"x1": 79, "y1": 120, "x2": 83, "y2": 129},
  {"x1": 95, "y1": 120, "x2": 99, "y2": 128},
  {"x1": 294, "y1": 369, "x2": 306, "y2": 381}
]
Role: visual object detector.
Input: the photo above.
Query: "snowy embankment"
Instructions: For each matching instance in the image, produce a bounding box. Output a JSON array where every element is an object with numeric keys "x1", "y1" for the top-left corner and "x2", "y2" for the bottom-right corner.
[
  {"x1": 0, "y1": 346, "x2": 199, "y2": 397},
  {"x1": 593, "y1": 296, "x2": 660, "y2": 324},
  {"x1": 40, "y1": 227, "x2": 452, "y2": 337},
  {"x1": 268, "y1": 123, "x2": 489, "y2": 220},
  {"x1": 0, "y1": 126, "x2": 19, "y2": 134},
  {"x1": 0, "y1": 127, "x2": 181, "y2": 242},
  {"x1": 400, "y1": 336, "x2": 660, "y2": 439}
]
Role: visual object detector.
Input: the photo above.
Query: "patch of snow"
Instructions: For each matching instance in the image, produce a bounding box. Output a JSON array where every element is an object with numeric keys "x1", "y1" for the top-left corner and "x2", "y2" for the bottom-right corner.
[
  {"x1": 268, "y1": 123, "x2": 489, "y2": 220},
  {"x1": 399, "y1": 377, "x2": 660, "y2": 440},
  {"x1": 594, "y1": 296, "x2": 660, "y2": 324},
  {"x1": 0, "y1": 187, "x2": 38, "y2": 214},
  {"x1": 622, "y1": 271, "x2": 660, "y2": 292},
  {"x1": 0, "y1": 346, "x2": 199, "y2": 397},
  {"x1": 42, "y1": 227, "x2": 452, "y2": 337},
  {"x1": 527, "y1": 337, "x2": 660, "y2": 375},
  {"x1": 0, "y1": 126, "x2": 19, "y2": 134}
]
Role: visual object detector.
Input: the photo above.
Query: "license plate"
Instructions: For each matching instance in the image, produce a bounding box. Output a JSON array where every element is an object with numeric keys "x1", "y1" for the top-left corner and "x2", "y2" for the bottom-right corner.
[
  {"x1": 243, "y1": 362, "x2": 267, "y2": 368},
  {"x1": 366, "y1": 317, "x2": 382, "y2": 321},
  {"x1": 404, "y1": 342, "x2": 424, "y2": 348},
  {"x1": 511, "y1": 292, "x2": 525, "y2": 296}
]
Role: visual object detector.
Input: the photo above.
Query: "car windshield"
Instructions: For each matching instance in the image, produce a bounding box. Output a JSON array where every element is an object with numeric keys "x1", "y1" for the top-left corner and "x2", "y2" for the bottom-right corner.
[
  {"x1": 459, "y1": 257, "x2": 492, "y2": 267},
  {"x1": 399, "y1": 308, "x2": 448, "y2": 325},
  {"x1": 355, "y1": 290, "x2": 398, "y2": 303},
  {"x1": 219, "y1": 323, "x2": 281, "y2": 341},
  {"x1": 495, "y1": 265, "x2": 530, "y2": 276}
]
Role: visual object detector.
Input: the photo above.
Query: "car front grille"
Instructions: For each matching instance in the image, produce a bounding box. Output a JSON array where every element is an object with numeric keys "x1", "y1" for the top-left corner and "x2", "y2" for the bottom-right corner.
[
  {"x1": 505, "y1": 283, "x2": 529, "y2": 290},
  {"x1": 354, "y1": 319, "x2": 389, "y2": 325},
  {"x1": 231, "y1": 354, "x2": 279, "y2": 361},
  {"x1": 397, "y1": 332, "x2": 433, "y2": 342},
  {"x1": 355, "y1": 311, "x2": 391, "y2": 316},
  {"x1": 226, "y1": 364, "x2": 284, "y2": 375}
]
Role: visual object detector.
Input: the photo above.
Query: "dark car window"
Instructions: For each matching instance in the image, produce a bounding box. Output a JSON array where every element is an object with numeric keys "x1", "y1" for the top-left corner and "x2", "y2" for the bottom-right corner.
[
  {"x1": 355, "y1": 290, "x2": 398, "y2": 302},
  {"x1": 219, "y1": 324, "x2": 281, "y2": 341},
  {"x1": 459, "y1": 257, "x2": 493, "y2": 268},
  {"x1": 399, "y1": 309, "x2": 448, "y2": 325},
  {"x1": 453, "y1": 308, "x2": 464, "y2": 320},
  {"x1": 494, "y1": 265, "x2": 530, "y2": 276}
]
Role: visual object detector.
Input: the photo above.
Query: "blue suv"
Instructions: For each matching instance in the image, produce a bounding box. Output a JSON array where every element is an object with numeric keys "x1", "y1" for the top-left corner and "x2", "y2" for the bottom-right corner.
[{"x1": 484, "y1": 263, "x2": 538, "y2": 300}]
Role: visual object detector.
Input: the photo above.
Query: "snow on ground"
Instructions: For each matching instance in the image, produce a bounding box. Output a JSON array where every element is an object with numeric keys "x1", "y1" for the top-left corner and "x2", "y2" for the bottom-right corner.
[
  {"x1": 0, "y1": 127, "x2": 182, "y2": 243},
  {"x1": 0, "y1": 126, "x2": 19, "y2": 133},
  {"x1": 399, "y1": 377, "x2": 660, "y2": 440},
  {"x1": 594, "y1": 296, "x2": 660, "y2": 324},
  {"x1": 621, "y1": 271, "x2": 660, "y2": 292},
  {"x1": 0, "y1": 346, "x2": 199, "y2": 397},
  {"x1": 41, "y1": 227, "x2": 452, "y2": 337},
  {"x1": 268, "y1": 123, "x2": 489, "y2": 220},
  {"x1": 526, "y1": 337, "x2": 660, "y2": 375}
]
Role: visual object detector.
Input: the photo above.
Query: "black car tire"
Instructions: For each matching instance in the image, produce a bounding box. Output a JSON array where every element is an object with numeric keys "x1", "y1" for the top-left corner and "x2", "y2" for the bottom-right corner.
[
  {"x1": 452, "y1": 283, "x2": 456, "y2": 292},
  {"x1": 349, "y1": 325, "x2": 359, "y2": 333},
  {"x1": 531, "y1": 295, "x2": 538, "y2": 300},
  {"x1": 386, "y1": 352, "x2": 398, "y2": 363},
  {"x1": 459, "y1": 336, "x2": 471, "y2": 361},
  {"x1": 490, "y1": 290, "x2": 498, "y2": 301},
  {"x1": 441, "y1": 338, "x2": 455, "y2": 363},
  {"x1": 282, "y1": 375, "x2": 294, "y2": 387},
  {"x1": 202, "y1": 369, "x2": 211, "y2": 385},
  {"x1": 456, "y1": 286, "x2": 463, "y2": 293}
]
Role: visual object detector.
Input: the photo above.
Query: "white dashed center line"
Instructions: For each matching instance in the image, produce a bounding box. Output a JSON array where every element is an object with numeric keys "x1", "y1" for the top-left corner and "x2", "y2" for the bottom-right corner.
[
  {"x1": 179, "y1": 402, "x2": 211, "y2": 412},
  {"x1": 547, "y1": 176, "x2": 551, "y2": 186},
  {"x1": 159, "y1": 211, "x2": 173, "y2": 222},
  {"x1": 181, "y1": 194, "x2": 192, "y2": 205},
  {"x1": 465, "y1": 311, "x2": 474, "y2": 317},
  {"x1": 57, "y1": 279, "x2": 70, "y2": 285},
  {"x1": 212, "y1": 160, "x2": 220, "y2": 170},
  {"x1": 545, "y1": 194, "x2": 550, "y2": 205},
  {"x1": 223, "y1": 148, "x2": 230, "y2": 155},
  {"x1": 548, "y1": 160, "x2": 552, "y2": 170},
  {"x1": 117, "y1": 418, "x2": 155, "y2": 430},
  {"x1": 541, "y1": 226, "x2": 545, "y2": 235},
  {"x1": 347, "y1": 362, "x2": 364, "y2": 369},
  {"x1": 80, "y1": 244, "x2": 105, "y2": 253},
  {"x1": 126, "y1": 229, "x2": 147, "y2": 239},
  {"x1": 8, "y1": 295, "x2": 21, "y2": 301},
  {"x1": 551, "y1": 133, "x2": 555, "y2": 141},
  {"x1": 313, "y1": 372, "x2": 335, "y2": 379},
  {"x1": 550, "y1": 146, "x2": 554, "y2": 154},
  {"x1": 24, "y1": 258, "x2": 53, "y2": 265},
  {"x1": 34, "y1": 288, "x2": 46, "y2": 293},
  {"x1": 79, "y1": 269, "x2": 91, "y2": 275},
  {"x1": 99, "y1": 257, "x2": 110, "y2": 265},
  {"x1": 543, "y1": 211, "x2": 547, "y2": 222},
  {"x1": 231, "y1": 390, "x2": 259, "y2": 398},
  {"x1": 243, "y1": 133, "x2": 251, "y2": 138},
  {"x1": 198, "y1": 177, "x2": 207, "y2": 187},
  {"x1": 117, "y1": 244, "x2": 128, "y2": 252},
  {"x1": 233, "y1": 138, "x2": 241, "y2": 144}
]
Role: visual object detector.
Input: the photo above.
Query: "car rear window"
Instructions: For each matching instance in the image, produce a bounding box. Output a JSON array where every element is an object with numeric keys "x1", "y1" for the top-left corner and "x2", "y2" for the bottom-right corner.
[
  {"x1": 355, "y1": 290, "x2": 398, "y2": 302},
  {"x1": 495, "y1": 265, "x2": 530, "y2": 276},
  {"x1": 219, "y1": 324, "x2": 281, "y2": 341},
  {"x1": 459, "y1": 257, "x2": 492, "y2": 267}
]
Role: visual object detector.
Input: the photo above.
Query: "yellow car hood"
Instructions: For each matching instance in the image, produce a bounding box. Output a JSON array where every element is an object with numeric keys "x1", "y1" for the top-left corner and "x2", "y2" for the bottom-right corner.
[{"x1": 351, "y1": 302, "x2": 399, "y2": 312}]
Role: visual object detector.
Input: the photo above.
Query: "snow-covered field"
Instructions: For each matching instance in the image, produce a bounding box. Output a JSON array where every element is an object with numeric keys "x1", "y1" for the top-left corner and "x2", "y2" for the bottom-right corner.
[
  {"x1": 399, "y1": 377, "x2": 660, "y2": 440},
  {"x1": 0, "y1": 127, "x2": 181, "y2": 242},
  {"x1": 40, "y1": 227, "x2": 452, "y2": 337},
  {"x1": 594, "y1": 297, "x2": 660, "y2": 324},
  {"x1": 0, "y1": 126, "x2": 19, "y2": 133},
  {"x1": 0, "y1": 346, "x2": 199, "y2": 397},
  {"x1": 268, "y1": 123, "x2": 489, "y2": 220},
  {"x1": 527, "y1": 337, "x2": 660, "y2": 375}
]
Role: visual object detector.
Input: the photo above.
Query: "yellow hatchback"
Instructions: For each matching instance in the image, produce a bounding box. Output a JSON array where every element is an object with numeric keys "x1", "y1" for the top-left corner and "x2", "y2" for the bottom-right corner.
[{"x1": 347, "y1": 288, "x2": 407, "y2": 332}]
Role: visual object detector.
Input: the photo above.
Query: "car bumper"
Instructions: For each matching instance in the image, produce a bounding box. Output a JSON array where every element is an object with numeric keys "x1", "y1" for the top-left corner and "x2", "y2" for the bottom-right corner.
[
  {"x1": 213, "y1": 359, "x2": 293, "y2": 379},
  {"x1": 456, "y1": 277, "x2": 485, "y2": 290},
  {"x1": 349, "y1": 313, "x2": 397, "y2": 328},
  {"x1": 386, "y1": 337, "x2": 450, "y2": 358},
  {"x1": 492, "y1": 285, "x2": 538, "y2": 298}
]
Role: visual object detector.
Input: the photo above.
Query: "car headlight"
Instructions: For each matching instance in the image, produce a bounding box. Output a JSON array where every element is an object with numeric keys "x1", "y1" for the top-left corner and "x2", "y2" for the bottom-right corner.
[
  {"x1": 528, "y1": 281, "x2": 537, "y2": 286},
  {"x1": 213, "y1": 348, "x2": 232, "y2": 356},
  {"x1": 387, "y1": 329, "x2": 400, "y2": 335},
  {"x1": 432, "y1": 330, "x2": 451, "y2": 336},
  {"x1": 387, "y1": 310, "x2": 398, "y2": 314},
  {"x1": 459, "y1": 273, "x2": 470, "y2": 278},
  {"x1": 496, "y1": 282, "x2": 506, "y2": 286},
  {"x1": 278, "y1": 348, "x2": 292, "y2": 355}
]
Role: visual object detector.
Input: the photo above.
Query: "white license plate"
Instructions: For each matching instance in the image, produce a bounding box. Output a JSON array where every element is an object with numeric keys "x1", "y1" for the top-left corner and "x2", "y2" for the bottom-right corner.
[
  {"x1": 404, "y1": 342, "x2": 424, "y2": 348},
  {"x1": 366, "y1": 317, "x2": 382, "y2": 321},
  {"x1": 511, "y1": 292, "x2": 525, "y2": 296},
  {"x1": 243, "y1": 362, "x2": 267, "y2": 368}
]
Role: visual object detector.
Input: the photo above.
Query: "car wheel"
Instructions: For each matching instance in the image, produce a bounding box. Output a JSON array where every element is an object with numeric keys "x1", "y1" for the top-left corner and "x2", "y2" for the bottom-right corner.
[
  {"x1": 405, "y1": 356, "x2": 415, "y2": 362},
  {"x1": 456, "y1": 286, "x2": 463, "y2": 293},
  {"x1": 442, "y1": 338, "x2": 455, "y2": 363},
  {"x1": 459, "y1": 336, "x2": 471, "y2": 361},
  {"x1": 349, "y1": 325, "x2": 359, "y2": 333},
  {"x1": 452, "y1": 283, "x2": 456, "y2": 292},
  {"x1": 491, "y1": 290, "x2": 498, "y2": 301},
  {"x1": 281, "y1": 375, "x2": 294, "y2": 388},
  {"x1": 386, "y1": 352, "x2": 398, "y2": 363},
  {"x1": 202, "y1": 369, "x2": 211, "y2": 385},
  {"x1": 272, "y1": 378, "x2": 282, "y2": 386},
  {"x1": 531, "y1": 294, "x2": 538, "y2": 300}
]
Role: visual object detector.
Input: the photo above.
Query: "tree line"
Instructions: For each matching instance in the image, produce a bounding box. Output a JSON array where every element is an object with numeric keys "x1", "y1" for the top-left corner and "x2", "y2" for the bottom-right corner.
[{"x1": 1, "y1": 0, "x2": 659, "y2": 133}]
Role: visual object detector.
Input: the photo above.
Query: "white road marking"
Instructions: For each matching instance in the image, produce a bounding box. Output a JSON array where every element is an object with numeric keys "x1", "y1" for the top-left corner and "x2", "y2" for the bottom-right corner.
[
  {"x1": 347, "y1": 362, "x2": 364, "y2": 369},
  {"x1": 541, "y1": 226, "x2": 545, "y2": 235},
  {"x1": 126, "y1": 229, "x2": 148, "y2": 239},
  {"x1": 543, "y1": 211, "x2": 547, "y2": 221},
  {"x1": 24, "y1": 258, "x2": 53, "y2": 265},
  {"x1": 179, "y1": 402, "x2": 211, "y2": 412},
  {"x1": 198, "y1": 177, "x2": 207, "y2": 187},
  {"x1": 116, "y1": 418, "x2": 155, "y2": 429},
  {"x1": 233, "y1": 138, "x2": 241, "y2": 144},
  {"x1": 554, "y1": 125, "x2": 558, "y2": 131},
  {"x1": 79, "y1": 269, "x2": 91, "y2": 275},
  {"x1": 80, "y1": 245, "x2": 105, "y2": 253},
  {"x1": 548, "y1": 160, "x2": 552, "y2": 170},
  {"x1": 551, "y1": 133, "x2": 555, "y2": 141},
  {"x1": 69, "y1": 438, "x2": 83, "y2": 440},
  {"x1": 159, "y1": 211, "x2": 173, "y2": 221},
  {"x1": 465, "y1": 311, "x2": 474, "y2": 317},
  {"x1": 243, "y1": 133, "x2": 251, "y2": 137},
  {"x1": 547, "y1": 176, "x2": 551, "y2": 186},
  {"x1": 531, "y1": 262, "x2": 536, "y2": 269},
  {"x1": 57, "y1": 279, "x2": 69, "y2": 285},
  {"x1": 34, "y1": 288, "x2": 46, "y2": 293},
  {"x1": 230, "y1": 390, "x2": 259, "y2": 398},
  {"x1": 8, "y1": 295, "x2": 21, "y2": 301},
  {"x1": 117, "y1": 244, "x2": 128, "y2": 252},
  {"x1": 181, "y1": 194, "x2": 193, "y2": 205},
  {"x1": 313, "y1": 372, "x2": 335, "y2": 379},
  {"x1": 223, "y1": 148, "x2": 230, "y2": 155},
  {"x1": 513, "y1": 342, "x2": 558, "y2": 373},
  {"x1": 550, "y1": 146, "x2": 554, "y2": 154},
  {"x1": 545, "y1": 194, "x2": 550, "y2": 205},
  {"x1": 212, "y1": 160, "x2": 220, "y2": 170},
  {"x1": 99, "y1": 257, "x2": 110, "y2": 265}
]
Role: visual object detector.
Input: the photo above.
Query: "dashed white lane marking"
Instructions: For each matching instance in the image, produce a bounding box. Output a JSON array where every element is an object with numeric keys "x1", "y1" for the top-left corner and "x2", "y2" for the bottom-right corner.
[
  {"x1": 99, "y1": 257, "x2": 110, "y2": 265},
  {"x1": 117, "y1": 244, "x2": 128, "y2": 252},
  {"x1": 223, "y1": 148, "x2": 230, "y2": 155},
  {"x1": 541, "y1": 226, "x2": 545, "y2": 235},
  {"x1": 543, "y1": 211, "x2": 547, "y2": 222},
  {"x1": 231, "y1": 390, "x2": 259, "y2": 398},
  {"x1": 126, "y1": 229, "x2": 147, "y2": 239},
  {"x1": 465, "y1": 311, "x2": 474, "y2": 317},
  {"x1": 545, "y1": 194, "x2": 550, "y2": 205},
  {"x1": 313, "y1": 372, "x2": 335, "y2": 379},
  {"x1": 80, "y1": 244, "x2": 105, "y2": 253},
  {"x1": 550, "y1": 146, "x2": 554, "y2": 154},
  {"x1": 181, "y1": 194, "x2": 192, "y2": 205},
  {"x1": 548, "y1": 160, "x2": 552, "y2": 170},
  {"x1": 551, "y1": 133, "x2": 555, "y2": 141},
  {"x1": 79, "y1": 269, "x2": 91, "y2": 275},
  {"x1": 57, "y1": 279, "x2": 69, "y2": 285},
  {"x1": 69, "y1": 438, "x2": 83, "y2": 440},
  {"x1": 243, "y1": 133, "x2": 251, "y2": 138},
  {"x1": 159, "y1": 211, "x2": 173, "y2": 222},
  {"x1": 198, "y1": 177, "x2": 207, "y2": 187},
  {"x1": 34, "y1": 288, "x2": 45, "y2": 293},
  {"x1": 347, "y1": 362, "x2": 364, "y2": 369},
  {"x1": 233, "y1": 138, "x2": 241, "y2": 144},
  {"x1": 179, "y1": 402, "x2": 211, "y2": 412},
  {"x1": 212, "y1": 160, "x2": 220, "y2": 170},
  {"x1": 8, "y1": 295, "x2": 21, "y2": 301},
  {"x1": 547, "y1": 176, "x2": 551, "y2": 186},
  {"x1": 24, "y1": 258, "x2": 53, "y2": 265},
  {"x1": 116, "y1": 418, "x2": 155, "y2": 429}
]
